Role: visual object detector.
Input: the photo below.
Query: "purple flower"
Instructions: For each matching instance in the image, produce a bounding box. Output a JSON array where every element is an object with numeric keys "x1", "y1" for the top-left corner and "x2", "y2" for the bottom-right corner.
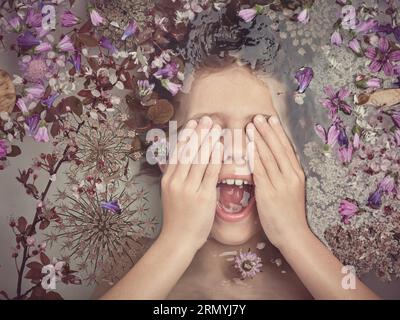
[
  {"x1": 337, "y1": 126, "x2": 349, "y2": 146},
  {"x1": 365, "y1": 36, "x2": 400, "y2": 76},
  {"x1": 25, "y1": 83, "x2": 45, "y2": 100},
  {"x1": 16, "y1": 98, "x2": 28, "y2": 113},
  {"x1": 338, "y1": 145, "x2": 353, "y2": 164},
  {"x1": 238, "y1": 5, "x2": 263, "y2": 23},
  {"x1": 321, "y1": 86, "x2": 352, "y2": 119},
  {"x1": 26, "y1": 9, "x2": 42, "y2": 28},
  {"x1": 34, "y1": 42, "x2": 52, "y2": 53},
  {"x1": 378, "y1": 175, "x2": 396, "y2": 194},
  {"x1": 394, "y1": 129, "x2": 400, "y2": 146},
  {"x1": 57, "y1": 35, "x2": 75, "y2": 52},
  {"x1": 330, "y1": 30, "x2": 342, "y2": 46},
  {"x1": 69, "y1": 52, "x2": 81, "y2": 73},
  {"x1": 34, "y1": 125, "x2": 49, "y2": 143},
  {"x1": 161, "y1": 79, "x2": 181, "y2": 96},
  {"x1": 101, "y1": 200, "x2": 121, "y2": 214},
  {"x1": 353, "y1": 132, "x2": 360, "y2": 150},
  {"x1": 391, "y1": 109, "x2": 400, "y2": 128},
  {"x1": 234, "y1": 249, "x2": 262, "y2": 279},
  {"x1": 8, "y1": 17, "x2": 21, "y2": 32},
  {"x1": 41, "y1": 93, "x2": 59, "y2": 108},
  {"x1": 394, "y1": 26, "x2": 400, "y2": 42},
  {"x1": 90, "y1": 9, "x2": 104, "y2": 26},
  {"x1": 297, "y1": 8, "x2": 310, "y2": 24},
  {"x1": 0, "y1": 139, "x2": 7, "y2": 158},
  {"x1": 20, "y1": 56, "x2": 51, "y2": 83},
  {"x1": 314, "y1": 124, "x2": 339, "y2": 147},
  {"x1": 339, "y1": 199, "x2": 359, "y2": 224},
  {"x1": 348, "y1": 38, "x2": 362, "y2": 55},
  {"x1": 355, "y1": 18, "x2": 378, "y2": 34},
  {"x1": 25, "y1": 114, "x2": 40, "y2": 136},
  {"x1": 17, "y1": 31, "x2": 41, "y2": 50},
  {"x1": 121, "y1": 20, "x2": 138, "y2": 41},
  {"x1": 295, "y1": 67, "x2": 313, "y2": 93},
  {"x1": 61, "y1": 10, "x2": 80, "y2": 27},
  {"x1": 355, "y1": 75, "x2": 382, "y2": 89},
  {"x1": 367, "y1": 188, "x2": 382, "y2": 209},
  {"x1": 99, "y1": 37, "x2": 116, "y2": 54},
  {"x1": 155, "y1": 62, "x2": 179, "y2": 79}
]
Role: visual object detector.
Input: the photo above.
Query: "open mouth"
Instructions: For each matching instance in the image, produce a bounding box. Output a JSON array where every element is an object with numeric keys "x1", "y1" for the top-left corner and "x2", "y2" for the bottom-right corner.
[{"x1": 216, "y1": 177, "x2": 256, "y2": 222}]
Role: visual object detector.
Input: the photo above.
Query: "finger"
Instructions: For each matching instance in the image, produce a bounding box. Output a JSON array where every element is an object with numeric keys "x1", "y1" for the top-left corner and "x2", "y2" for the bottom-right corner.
[
  {"x1": 188, "y1": 124, "x2": 222, "y2": 189},
  {"x1": 247, "y1": 122, "x2": 281, "y2": 188},
  {"x1": 164, "y1": 119, "x2": 198, "y2": 179},
  {"x1": 253, "y1": 115, "x2": 294, "y2": 176},
  {"x1": 267, "y1": 115, "x2": 303, "y2": 174},
  {"x1": 173, "y1": 116, "x2": 213, "y2": 181},
  {"x1": 201, "y1": 141, "x2": 224, "y2": 191},
  {"x1": 250, "y1": 141, "x2": 274, "y2": 191}
]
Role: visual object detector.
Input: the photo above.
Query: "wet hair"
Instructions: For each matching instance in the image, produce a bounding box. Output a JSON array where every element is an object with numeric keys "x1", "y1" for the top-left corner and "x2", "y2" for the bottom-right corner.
[{"x1": 139, "y1": 2, "x2": 307, "y2": 178}]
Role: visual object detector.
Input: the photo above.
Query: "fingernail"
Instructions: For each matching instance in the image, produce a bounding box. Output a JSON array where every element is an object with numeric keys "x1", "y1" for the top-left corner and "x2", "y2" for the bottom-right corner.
[
  {"x1": 246, "y1": 123, "x2": 255, "y2": 140},
  {"x1": 254, "y1": 115, "x2": 266, "y2": 124},
  {"x1": 200, "y1": 116, "x2": 212, "y2": 126},
  {"x1": 269, "y1": 115, "x2": 279, "y2": 125},
  {"x1": 186, "y1": 119, "x2": 197, "y2": 128}
]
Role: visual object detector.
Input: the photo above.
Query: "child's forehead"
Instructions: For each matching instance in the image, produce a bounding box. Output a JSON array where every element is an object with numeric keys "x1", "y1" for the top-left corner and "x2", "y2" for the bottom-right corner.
[{"x1": 175, "y1": 72, "x2": 278, "y2": 123}]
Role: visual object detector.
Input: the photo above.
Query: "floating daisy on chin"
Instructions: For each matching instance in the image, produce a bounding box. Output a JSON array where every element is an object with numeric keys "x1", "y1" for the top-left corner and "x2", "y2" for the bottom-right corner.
[{"x1": 234, "y1": 249, "x2": 262, "y2": 279}]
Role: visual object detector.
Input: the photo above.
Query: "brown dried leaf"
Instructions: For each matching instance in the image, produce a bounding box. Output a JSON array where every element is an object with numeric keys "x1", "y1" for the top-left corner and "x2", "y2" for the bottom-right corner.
[
  {"x1": 0, "y1": 69, "x2": 16, "y2": 113},
  {"x1": 147, "y1": 99, "x2": 174, "y2": 124}
]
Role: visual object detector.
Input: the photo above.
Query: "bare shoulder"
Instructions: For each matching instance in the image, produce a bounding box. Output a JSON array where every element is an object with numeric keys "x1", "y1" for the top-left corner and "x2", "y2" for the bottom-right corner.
[{"x1": 91, "y1": 236, "x2": 155, "y2": 299}]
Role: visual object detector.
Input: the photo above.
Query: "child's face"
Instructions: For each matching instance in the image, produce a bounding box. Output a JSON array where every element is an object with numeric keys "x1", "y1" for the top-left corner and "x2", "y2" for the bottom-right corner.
[{"x1": 174, "y1": 65, "x2": 283, "y2": 245}]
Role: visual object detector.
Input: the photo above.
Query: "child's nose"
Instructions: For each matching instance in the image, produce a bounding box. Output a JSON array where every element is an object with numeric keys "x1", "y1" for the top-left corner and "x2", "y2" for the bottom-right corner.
[{"x1": 221, "y1": 128, "x2": 249, "y2": 166}]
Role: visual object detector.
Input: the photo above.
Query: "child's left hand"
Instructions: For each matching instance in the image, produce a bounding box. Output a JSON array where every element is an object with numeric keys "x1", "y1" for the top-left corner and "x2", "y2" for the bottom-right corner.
[{"x1": 246, "y1": 114, "x2": 310, "y2": 250}]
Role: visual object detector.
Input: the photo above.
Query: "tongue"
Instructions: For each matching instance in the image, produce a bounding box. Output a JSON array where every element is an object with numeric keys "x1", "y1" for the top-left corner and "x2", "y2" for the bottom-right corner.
[{"x1": 217, "y1": 184, "x2": 251, "y2": 214}]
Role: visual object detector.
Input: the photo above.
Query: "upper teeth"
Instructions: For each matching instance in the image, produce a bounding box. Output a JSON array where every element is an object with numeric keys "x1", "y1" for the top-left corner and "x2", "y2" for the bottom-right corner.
[{"x1": 219, "y1": 179, "x2": 250, "y2": 186}]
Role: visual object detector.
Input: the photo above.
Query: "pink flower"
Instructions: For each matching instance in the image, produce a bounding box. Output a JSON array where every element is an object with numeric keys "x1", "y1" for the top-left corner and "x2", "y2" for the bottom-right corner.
[
  {"x1": 0, "y1": 139, "x2": 7, "y2": 158},
  {"x1": 321, "y1": 86, "x2": 352, "y2": 119},
  {"x1": 365, "y1": 36, "x2": 400, "y2": 76},
  {"x1": 34, "y1": 125, "x2": 50, "y2": 143},
  {"x1": 339, "y1": 199, "x2": 359, "y2": 224},
  {"x1": 238, "y1": 5, "x2": 263, "y2": 23},
  {"x1": 355, "y1": 18, "x2": 378, "y2": 34},
  {"x1": 394, "y1": 129, "x2": 400, "y2": 146},
  {"x1": 26, "y1": 83, "x2": 45, "y2": 100},
  {"x1": 330, "y1": 30, "x2": 342, "y2": 46},
  {"x1": 338, "y1": 145, "x2": 353, "y2": 164},
  {"x1": 8, "y1": 17, "x2": 21, "y2": 32},
  {"x1": 353, "y1": 132, "x2": 360, "y2": 150},
  {"x1": 16, "y1": 98, "x2": 28, "y2": 113},
  {"x1": 26, "y1": 9, "x2": 42, "y2": 28},
  {"x1": 355, "y1": 75, "x2": 382, "y2": 89},
  {"x1": 57, "y1": 35, "x2": 75, "y2": 52},
  {"x1": 34, "y1": 42, "x2": 52, "y2": 53},
  {"x1": 379, "y1": 175, "x2": 396, "y2": 194},
  {"x1": 297, "y1": 8, "x2": 310, "y2": 24},
  {"x1": 314, "y1": 124, "x2": 339, "y2": 147},
  {"x1": 90, "y1": 9, "x2": 104, "y2": 26},
  {"x1": 234, "y1": 249, "x2": 262, "y2": 279},
  {"x1": 62, "y1": 10, "x2": 80, "y2": 27},
  {"x1": 121, "y1": 20, "x2": 138, "y2": 41},
  {"x1": 348, "y1": 38, "x2": 362, "y2": 55}
]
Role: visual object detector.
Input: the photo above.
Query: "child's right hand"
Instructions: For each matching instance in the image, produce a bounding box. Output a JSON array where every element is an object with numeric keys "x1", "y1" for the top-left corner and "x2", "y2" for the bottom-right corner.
[{"x1": 160, "y1": 116, "x2": 223, "y2": 253}]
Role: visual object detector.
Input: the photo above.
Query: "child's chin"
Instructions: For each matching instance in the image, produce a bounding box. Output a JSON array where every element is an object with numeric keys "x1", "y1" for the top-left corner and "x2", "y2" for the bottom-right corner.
[{"x1": 210, "y1": 213, "x2": 261, "y2": 246}]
